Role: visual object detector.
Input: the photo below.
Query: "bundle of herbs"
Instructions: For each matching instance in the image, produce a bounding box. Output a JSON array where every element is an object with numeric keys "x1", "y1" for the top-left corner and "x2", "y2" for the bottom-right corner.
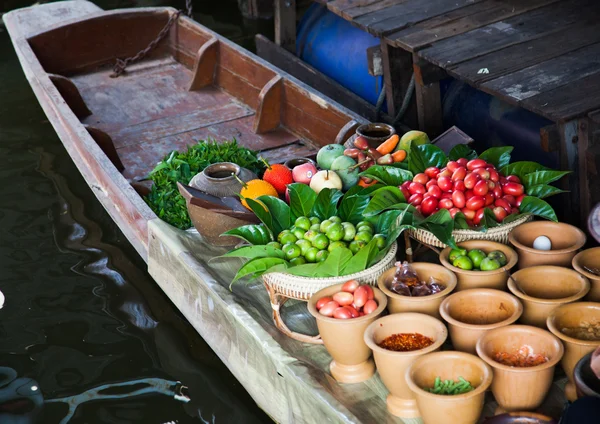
[{"x1": 144, "y1": 139, "x2": 265, "y2": 229}]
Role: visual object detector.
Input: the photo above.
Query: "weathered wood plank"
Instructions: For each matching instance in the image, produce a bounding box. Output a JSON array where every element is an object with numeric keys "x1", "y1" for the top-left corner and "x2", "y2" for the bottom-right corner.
[
  {"x1": 341, "y1": 0, "x2": 407, "y2": 20},
  {"x1": 274, "y1": 0, "x2": 296, "y2": 52},
  {"x1": 381, "y1": 40, "x2": 417, "y2": 127},
  {"x1": 253, "y1": 75, "x2": 282, "y2": 134},
  {"x1": 589, "y1": 110, "x2": 600, "y2": 124},
  {"x1": 327, "y1": 0, "x2": 381, "y2": 16},
  {"x1": 187, "y1": 37, "x2": 218, "y2": 91},
  {"x1": 48, "y1": 73, "x2": 92, "y2": 118}
]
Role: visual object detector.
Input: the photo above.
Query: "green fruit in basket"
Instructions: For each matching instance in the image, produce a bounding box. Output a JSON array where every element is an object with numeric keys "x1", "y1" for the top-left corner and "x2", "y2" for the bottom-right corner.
[
  {"x1": 310, "y1": 216, "x2": 321, "y2": 226},
  {"x1": 295, "y1": 216, "x2": 311, "y2": 231},
  {"x1": 357, "y1": 221, "x2": 374, "y2": 232},
  {"x1": 296, "y1": 239, "x2": 312, "y2": 256},
  {"x1": 453, "y1": 255, "x2": 474, "y2": 270},
  {"x1": 290, "y1": 257, "x2": 306, "y2": 266},
  {"x1": 328, "y1": 241, "x2": 347, "y2": 252},
  {"x1": 467, "y1": 249, "x2": 486, "y2": 269},
  {"x1": 349, "y1": 240, "x2": 366, "y2": 254},
  {"x1": 316, "y1": 250, "x2": 329, "y2": 262},
  {"x1": 373, "y1": 234, "x2": 386, "y2": 249},
  {"x1": 488, "y1": 250, "x2": 508, "y2": 266},
  {"x1": 280, "y1": 232, "x2": 298, "y2": 245},
  {"x1": 342, "y1": 222, "x2": 356, "y2": 242},
  {"x1": 267, "y1": 241, "x2": 282, "y2": 250},
  {"x1": 304, "y1": 247, "x2": 319, "y2": 263},
  {"x1": 480, "y1": 257, "x2": 501, "y2": 271},
  {"x1": 448, "y1": 248, "x2": 468, "y2": 262},
  {"x1": 326, "y1": 223, "x2": 344, "y2": 241},
  {"x1": 304, "y1": 230, "x2": 319, "y2": 242},
  {"x1": 283, "y1": 243, "x2": 301, "y2": 260},
  {"x1": 355, "y1": 231, "x2": 373, "y2": 243},
  {"x1": 320, "y1": 219, "x2": 333, "y2": 233},
  {"x1": 330, "y1": 216, "x2": 342, "y2": 224},
  {"x1": 292, "y1": 228, "x2": 305, "y2": 240},
  {"x1": 310, "y1": 223, "x2": 321, "y2": 232},
  {"x1": 277, "y1": 230, "x2": 291, "y2": 243},
  {"x1": 312, "y1": 233, "x2": 330, "y2": 250}
]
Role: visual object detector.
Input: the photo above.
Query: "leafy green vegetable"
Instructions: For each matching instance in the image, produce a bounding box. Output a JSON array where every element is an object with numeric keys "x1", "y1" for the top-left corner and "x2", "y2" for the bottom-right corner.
[
  {"x1": 288, "y1": 183, "x2": 316, "y2": 219},
  {"x1": 478, "y1": 146, "x2": 513, "y2": 169},
  {"x1": 448, "y1": 144, "x2": 477, "y2": 161},
  {"x1": 408, "y1": 144, "x2": 448, "y2": 174},
  {"x1": 359, "y1": 165, "x2": 413, "y2": 186},
  {"x1": 311, "y1": 188, "x2": 343, "y2": 220}
]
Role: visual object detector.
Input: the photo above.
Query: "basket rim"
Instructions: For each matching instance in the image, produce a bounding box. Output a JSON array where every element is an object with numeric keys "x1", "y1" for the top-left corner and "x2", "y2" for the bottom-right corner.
[{"x1": 409, "y1": 214, "x2": 532, "y2": 238}]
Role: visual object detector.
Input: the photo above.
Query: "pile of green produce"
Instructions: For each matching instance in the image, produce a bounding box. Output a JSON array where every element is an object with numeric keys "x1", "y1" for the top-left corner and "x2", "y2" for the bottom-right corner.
[
  {"x1": 448, "y1": 247, "x2": 507, "y2": 271},
  {"x1": 144, "y1": 139, "x2": 265, "y2": 229},
  {"x1": 427, "y1": 377, "x2": 474, "y2": 395}
]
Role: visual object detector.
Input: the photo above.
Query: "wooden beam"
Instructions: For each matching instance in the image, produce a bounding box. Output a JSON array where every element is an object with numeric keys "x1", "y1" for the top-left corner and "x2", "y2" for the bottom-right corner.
[
  {"x1": 48, "y1": 73, "x2": 91, "y2": 119},
  {"x1": 274, "y1": 0, "x2": 296, "y2": 52},
  {"x1": 188, "y1": 38, "x2": 219, "y2": 91},
  {"x1": 558, "y1": 120, "x2": 580, "y2": 226},
  {"x1": 540, "y1": 124, "x2": 560, "y2": 153},
  {"x1": 413, "y1": 55, "x2": 443, "y2": 137},
  {"x1": 578, "y1": 118, "x2": 592, "y2": 227},
  {"x1": 253, "y1": 75, "x2": 282, "y2": 134},
  {"x1": 84, "y1": 125, "x2": 125, "y2": 172},
  {"x1": 381, "y1": 40, "x2": 417, "y2": 128}
]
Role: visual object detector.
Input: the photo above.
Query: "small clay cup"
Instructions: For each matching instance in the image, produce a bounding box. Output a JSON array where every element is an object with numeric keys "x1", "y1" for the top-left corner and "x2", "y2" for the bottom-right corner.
[
  {"x1": 508, "y1": 221, "x2": 586, "y2": 269},
  {"x1": 572, "y1": 248, "x2": 600, "y2": 302},
  {"x1": 355, "y1": 123, "x2": 396, "y2": 148},
  {"x1": 476, "y1": 325, "x2": 564, "y2": 414},
  {"x1": 573, "y1": 351, "x2": 600, "y2": 399},
  {"x1": 377, "y1": 262, "x2": 457, "y2": 319},
  {"x1": 439, "y1": 240, "x2": 517, "y2": 291},
  {"x1": 546, "y1": 302, "x2": 600, "y2": 401},
  {"x1": 405, "y1": 351, "x2": 493, "y2": 424},
  {"x1": 364, "y1": 313, "x2": 447, "y2": 419},
  {"x1": 307, "y1": 283, "x2": 387, "y2": 384},
  {"x1": 439, "y1": 289, "x2": 523, "y2": 354},
  {"x1": 507, "y1": 266, "x2": 590, "y2": 328}
]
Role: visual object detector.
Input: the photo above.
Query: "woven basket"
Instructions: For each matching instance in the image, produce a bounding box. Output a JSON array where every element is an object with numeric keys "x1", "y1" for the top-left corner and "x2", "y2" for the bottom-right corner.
[
  {"x1": 263, "y1": 241, "x2": 398, "y2": 301},
  {"x1": 409, "y1": 215, "x2": 533, "y2": 248}
]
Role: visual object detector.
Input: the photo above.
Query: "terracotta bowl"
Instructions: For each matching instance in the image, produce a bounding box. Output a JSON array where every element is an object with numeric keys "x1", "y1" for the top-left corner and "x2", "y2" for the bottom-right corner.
[
  {"x1": 482, "y1": 412, "x2": 557, "y2": 424},
  {"x1": 439, "y1": 240, "x2": 517, "y2": 291},
  {"x1": 439, "y1": 289, "x2": 523, "y2": 354},
  {"x1": 364, "y1": 313, "x2": 447, "y2": 419},
  {"x1": 405, "y1": 351, "x2": 493, "y2": 424},
  {"x1": 573, "y1": 351, "x2": 600, "y2": 399},
  {"x1": 377, "y1": 262, "x2": 457, "y2": 319},
  {"x1": 507, "y1": 266, "x2": 590, "y2": 328},
  {"x1": 476, "y1": 325, "x2": 564, "y2": 414},
  {"x1": 546, "y1": 302, "x2": 600, "y2": 401},
  {"x1": 307, "y1": 283, "x2": 387, "y2": 384},
  {"x1": 508, "y1": 221, "x2": 586, "y2": 269},
  {"x1": 572, "y1": 248, "x2": 600, "y2": 302}
]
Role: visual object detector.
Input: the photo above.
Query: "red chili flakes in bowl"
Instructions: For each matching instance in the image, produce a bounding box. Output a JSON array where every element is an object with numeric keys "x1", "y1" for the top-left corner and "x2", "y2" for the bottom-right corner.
[
  {"x1": 377, "y1": 333, "x2": 434, "y2": 352},
  {"x1": 493, "y1": 345, "x2": 549, "y2": 367}
]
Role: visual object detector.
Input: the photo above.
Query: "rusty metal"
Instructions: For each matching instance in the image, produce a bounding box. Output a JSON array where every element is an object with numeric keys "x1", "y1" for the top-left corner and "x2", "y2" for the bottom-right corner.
[{"x1": 111, "y1": 0, "x2": 193, "y2": 78}]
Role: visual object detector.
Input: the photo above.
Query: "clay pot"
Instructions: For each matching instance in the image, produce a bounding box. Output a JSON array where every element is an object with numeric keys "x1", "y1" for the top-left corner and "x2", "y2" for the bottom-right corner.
[
  {"x1": 572, "y1": 248, "x2": 600, "y2": 302},
  {"x1": 439, "y1": 289, "x2": 523, "y2": 354},
  {"x1": 189, "y1": 162, "x2": 257, "y2": 197},
  {"x1": 573, "y1": 351, "x2": 600, "y2": 399},
  {"x1": 355, "y1": 122, "x2": 396, "y2": 148},
  {"x1": 482, "y1": 412, "x2": 557, "y2": 424},
  {"x1": 507, "y1": 266, "x2": 590, "y2": 328},
  {"x1": 307, "y1": 283, "x2": 387, "y2": 384},
  {"x1": 405, "y1": 351, "x2": 493, "y2": 424},
  {"x1": 476, "y1": 325, "x2": 564, "y2": 414},
  {"x1": 364, "y1": 313, "x2": 447, "y2": 419},
  {"x1": 546, "y1": 302, "x2": 600, "y2": 401},
  {"x1": 439, "y1": 240, "x2": 517, "y2": 291},
  {"x1": 508, "y1": 221, "x2": 586, "y2": 269},
  {"x1": 377, "y1": 262, "x2": 457, "y2": 319}
]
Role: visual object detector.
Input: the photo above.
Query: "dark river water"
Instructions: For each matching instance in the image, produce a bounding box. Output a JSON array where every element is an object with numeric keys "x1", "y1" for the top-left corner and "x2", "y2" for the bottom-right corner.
[{"x1": 0, "y1": 1, "x2": 272, "y2": 423}]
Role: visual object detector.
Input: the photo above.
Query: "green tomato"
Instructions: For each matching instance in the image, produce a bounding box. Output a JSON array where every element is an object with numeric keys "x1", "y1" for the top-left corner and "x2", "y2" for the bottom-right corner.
[
  {"x1": 309, "y1": 216, "x2": 321, "y2": 226},
  {"x1": 349, "y1": 240, "x2": 366, "y2": 254},
  {"x1": 480, "y1": 257, "x2": 501, "y2": 271},
  {"x1": 280, "y1": 232, "x2": 298, "y2": 245},
  {"x1": 354, "y1": 231, "x2": 373, "y2": 243},
  {"x1": 304, "y1": 247, "x2": 319, "y2": 263},
  {"x1": 312, "y1": 233, "x2": 330, "y2": 250},
  {"x1": 453, "y1": 255, "x2": 474, "y2": 270},
  {"x1": 373, "y1": 234, "x2": 387, "y2": 249},
  {"x1": 295, "y1": 216, "x2": 311, "y2": 231},
  {"x1": 316, "y1": 250, "x2": 329, "y2": 262},
  {"x1": 267, "y1": 241, "x2": 282, "y2": 250},
  {"x1": 342, "y1": 223, "x2": 356, "y2": 242},
  {"x1": 329, "y1": 216, "x2": 342, "y2": 224},
  {"x1": 282, "y1": 243, "x2": 301, "y2": 260},
  {"x1": 356, "y1": 221, "x2": 374, "y2": 232},
  {"x1": 296, "y1": 239, "x2": 312, "y2": 256},
  {"x1": 310, "y1": 223, "x2": 321, "y2": 232},
  {"x1": 292, "y1": 228, "x2": 305, "y2": 240},
  {"x1": 328, "y1": 241, "x2": 347, "y2": 252},
  {"x1": 488, "y1": 250, "x2": 508, "y2": 266},
  {"x1": 448, "y1": 248, "x2": 468, "y2": 262},
  {"x1": 326, "y1": 223, "x2": 344, "y2": 242},
  {"x1": 290, "y1": 257, "x2": 306, "y2": 266},
  {"x1": 467, "y1": 249, "x2": 487, "y2": 269},
  {"x1": 320, "y1": 219, "x2": 333, "y2": 233},
  {"x1": 304, "y1": 230, "x2": 319, "y2": 242},
  {"x1": 277, "y1": 230, "x2": 291, "y2": 243}
]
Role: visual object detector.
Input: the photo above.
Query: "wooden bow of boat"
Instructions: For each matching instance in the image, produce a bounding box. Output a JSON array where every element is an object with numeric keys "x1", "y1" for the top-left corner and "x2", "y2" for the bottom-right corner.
[{"x1": 3, "y1": 0, "x2": 366, "y2": 260}]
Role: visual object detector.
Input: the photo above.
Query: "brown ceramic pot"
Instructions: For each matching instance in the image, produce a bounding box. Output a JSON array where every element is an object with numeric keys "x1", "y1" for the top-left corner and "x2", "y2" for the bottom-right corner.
[
  {"x1": 377, "y1": 262, "x2": 457, "y2": 319},
  {"x1": 307, "y1": 283, "x2": 387, "y2": 384},
  {"x1": 439, "y1": 289, "x2": 523, "y2": 354},
  {"x1": 364, "y1": 313, "x2": 448, "y2": 419},
  {"x1": 355, "y1": 122, "x2": 396, "y2": 148},
  {"x1": 508, "y1": 221, "x2": 586, "y2": 269},
  {"x1": 507, "y1": 266, "x2": 590, "y2": 328},
  {"x1": 476, "y1": 325, "x2": 564, "y2": 414},
  {"x1": 572, "y1": 248, "x2": 600, "y2": 302},
  {"x1": 405, "y1": 351, "x2": 493, "y2": 424},
  {"x1": 573, "y1": 351, "x2": 600, "y2": 399},
  {"x1": 546, "y1": 302, "x2": 600, "y2": 401},
  {"x1": 439, "y1": 240, "x2": 517, "y2": 291}
]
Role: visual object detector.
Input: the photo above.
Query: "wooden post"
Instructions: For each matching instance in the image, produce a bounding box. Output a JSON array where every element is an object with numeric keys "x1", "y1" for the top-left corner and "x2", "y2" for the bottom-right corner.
[
  {"x1": 558, "y1": 120, "x2": 584, "y2": 227},
  {"x1": 412, "y1": 54, "x2": 445, "y2": 138},
  {"x1": 380, "y1": 40, "x2": 417, "y2": 129},
  {"x1": 274, "y1": 0, "x2": 296, "y2": 52}
]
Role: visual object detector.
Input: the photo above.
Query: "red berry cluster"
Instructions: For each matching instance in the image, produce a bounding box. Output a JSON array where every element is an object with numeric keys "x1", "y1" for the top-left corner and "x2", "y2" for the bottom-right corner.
[{"x1": 400, "y1": 158, "x2": 525, "y2": 226}]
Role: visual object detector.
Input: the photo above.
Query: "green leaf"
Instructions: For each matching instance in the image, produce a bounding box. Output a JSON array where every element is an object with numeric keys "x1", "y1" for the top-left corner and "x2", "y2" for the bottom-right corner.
[
  {"x1": 416, "y1": 209, "x2": 456, "y2": 248},
  {"x1": 221, "y1": 245, "x2": 285, "y2": 259},
  {"x1": 519, "y1": 196, "x2": 558, "y2": 221},
  {"x1": 222, "y1": 224, "x2": 272, "y2": 245},
  {"x1": 282, "y1": 263, "x2": 321, "y2": 277},
  {"x1": 359, "y1": 184, "x2": 386, "y2": 196},
  {"x1": 287, "y1": 183, "x2": 317, "y2": 220},
  {"x1": 314, "y1": 247, "x2": 354, "y2": 277},
  {"x1": 338, "y1": 194, "x2": 370, "y2": 224},
  {"x1": 257, "y1": 195, "x2": 291, "y2": 236},
  {"x1": 417, "y1": 208, "x2": 453, "y2": 226},
  {"x1": 448, "y1": 144, "x2": 477, "y2": 161},
  {"x1": 342, "y1": 185, "x2": 364, "y2": 199},
  {"x1": 478, "y1": 146, "x2": 513, "y2": 169},
  {"x1": 526, "y1": 184, "x2": 568, "y2": 199},
  {"x1": 232, "y1": 257, "x2": 289, "y2": 282},
  {"x1": 311, "y1": 188, "x2": 343, "y2": 220},
  {"x1": 502, "y1": 213, "x2": 527, "y2": 225},
  {"x1": 246, "y1": 198, "x2": 275, "y2": 238},
  {"x1": 358, "y1": 165, "x2": 413, "y2": 186},
  {"x1": 499, "y1": 161, "x2": 549, "y2": 181},
  {"x1": 343, "y1": 240, "x2": 380, "y2": 275},
  {"x1": 522, "y1": 170, "x2": 571, "y2": 188},
  {"x1": 409, "y1": 144, "x2": 448, "y2": 175},
  {"x1": 452, "y1": 212, "x2": 470, "y2": 230},
  {"x1": 374, "y1": 209, "x2": 404, "y2": 233},
  {"x1": 377, "y1": 205, "x2": 415, "y2": 251},
  {"x1": 364, "y1": 186, "x2": 408, "y2": 216},
  {"x1": 481, "y1": 208, "x2": 502, "y2": 229}
]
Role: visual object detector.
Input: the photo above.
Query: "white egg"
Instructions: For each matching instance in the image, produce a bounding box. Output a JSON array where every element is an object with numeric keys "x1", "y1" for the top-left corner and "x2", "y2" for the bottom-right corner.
[{"x1": 533, "y1": 235, "x2": 552, "y2": 251}]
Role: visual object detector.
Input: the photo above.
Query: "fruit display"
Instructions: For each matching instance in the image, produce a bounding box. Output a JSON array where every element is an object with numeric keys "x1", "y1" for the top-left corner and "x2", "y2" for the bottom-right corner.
[
  {"x1": 237, "y1": 177, "x2": 278, "y2": 210},
  {"x1": 315, "y1": 280, "x2": 379, "y2": 318},
  {"x1": 310, "y1": 170, "x2": 343, "y2": 193},
  {"x1": 426, "y1": 377, "x2": 474, "y2": 395},
  {"x1": 448, "y1": 247, "x2": 508, "y2": 271},
  {"x1": 261, "y1": 159, "x2": 293, "y2": 195}
]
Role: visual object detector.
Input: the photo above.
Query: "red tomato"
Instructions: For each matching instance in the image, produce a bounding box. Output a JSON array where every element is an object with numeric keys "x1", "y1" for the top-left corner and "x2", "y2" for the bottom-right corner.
[
  {"x1": 319, "y1": 301, "x2": 340, "y2": 317},
  {"x1": 438, "y1": 169, "x2": 452, "y2": 179},
  {"x1": 452, "y1": 166, "x2": 467, "y2": 181},
  {"x1": 344, "y1": 305, "x2": 360, "y2": 318},
  {"x1": 447, "y1": 161, "x2": 459, "y2": 172},
  {"x1": 474, "y1": 168, "x2": 490, "y2": 180},
  {"x1": 493, "y1": 186, "x2": 503, "y2": 199},
  {"x1": 473, "y1": 208, "x2": 486, "y2": 225},
  {"x1": 487, "y1": 181, "x2": 496, "y2": 190},
  {"x1": 401, "y1": 181, "x2": 411, "y2": 190},
  {"x1": 461, "y1": 208, "x2": 476, "y2": 220},
  {"x1": 449, "y1": 207, "x2": 461, "y2": 218},
  {"x1": 494, "y1": 198, "x2": 512, "y2": 214},
  {"x1": 424, "y1": 167, "x2": 440, "y2": 179},
  {"x1": 333, "y1": 307, "x2": 352, "y2": 319},
  {"x1": 408, "y1": 193, "x2": 423, "y2": 206},
  {"x1": 439, "y1": 198, "x2": 454, "y2": 209},
  {"x1": 440, "y1": 192, "x2": 453, "y2": 200},
  {"x1": 454, "y1": 180, "x2": 466, "y2": 192},
  {"x1": 503, "y1": 195, "x2": 517, "y2": 207},
  {"x1": 499, "y1": 176, "x2": 508, "y2": 185},
  {"x1": 493, "y1": 206, "x2": 507, "y2": 222},
  {"x1": 428, "y1": 185, "x2": 442, "y2": 199},
  {"x1": 473, "y1": 180, "x2": 489, "y2": 196},
  {"x1": 333, "y1": 291, "x2": 354, "y2": 306},
  {"x1": 409, "y1": 182, "x2": 426, "y2": 194},
  {"x1": 437, "y1": 176, "x2": 453, "y2": 191},
  {"x1": 363, "y1": 299, "x2": 378, "y2": 315},
  {"x1": 466, "y1": 195, "x2": 485, "y2": 211},
  {"x1": 456, "y1": 158, "x2": 468, "y2": 167},
  {"x1": 465, "y1": 189, "x2": 475, "y2": 199},
  {"x1": 452, "y1": 191, "x2": 466, "y2": 209},
  {"x1": 413, "y1": 173, "x2": 429, "y2": 185},
  {"x1": 341, "y1": 280, "x2": 359, "y2": 293},
  {"x1": 426, "y1": 179, "x2": 438, "y2": 189},
  {"x1": 506, "y1": 175, "x2": 521, "y2": 184},
  {"x1": 516, "y1": 194, "x2": 525, "y2": 207},
  {"x1": 421, "y1": 197, "x2": 439, "y2": 216},
  {"x1": 467, "y1": 159, "x2": 487, "y2": 170},
  {"x1": 489, "y1": 169, "x2": 500, "y2": 182},
  {"x1": 363, "y1": 285, "x2": 375, "y2": 300},
  {"x1": 502, "y1": 182, "x2": 524, "y2": 196},
  {"x1": 353, "y1": 286, "x2": 368, "y2": 308},
  {"x1": 401, "y1": 187, "x2": 411, "y2": 201},
  {"x1": 466, "y1": 219, "x2": 475, "y2": 227},
  {"x1": 484, "y1": 193, "x2": 495, "y2": 206},
  {"x1": 316, "y1": 296, "x2": 333, "y2": 310},
  {"x1": 511, "y1": 207, "x2": 520, "y2": 215},
  {"x1": 464, "y1": 172, "x2": 479, "y2": 189}
]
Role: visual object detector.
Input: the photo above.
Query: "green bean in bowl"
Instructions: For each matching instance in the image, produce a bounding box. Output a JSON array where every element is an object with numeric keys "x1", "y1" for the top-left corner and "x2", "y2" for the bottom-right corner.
[{"x1": 427, "y1": 376, "x2": 474, "y2": 395}]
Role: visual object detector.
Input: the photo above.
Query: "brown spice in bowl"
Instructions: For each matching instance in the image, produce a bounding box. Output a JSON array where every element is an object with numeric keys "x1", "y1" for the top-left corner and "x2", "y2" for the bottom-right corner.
[{"x1": 561, "y1": 321, "x2": 600, "y2": 341}]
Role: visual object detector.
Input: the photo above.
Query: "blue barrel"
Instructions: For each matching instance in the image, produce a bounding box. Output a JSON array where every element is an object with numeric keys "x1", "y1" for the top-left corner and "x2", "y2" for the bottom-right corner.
[{"x1": 296, "y1": 4, "x2": 383, "y2": 106}]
